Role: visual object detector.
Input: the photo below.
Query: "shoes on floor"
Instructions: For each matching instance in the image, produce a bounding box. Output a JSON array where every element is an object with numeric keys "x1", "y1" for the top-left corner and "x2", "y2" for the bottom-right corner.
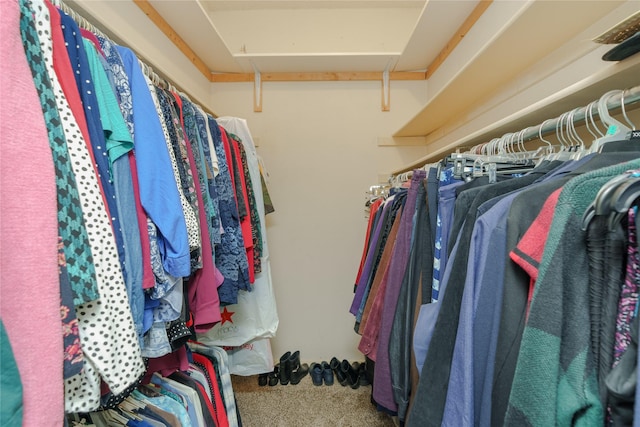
[
  {"x1": 270, "y1": 354, "x2": 368, "y2": 388},
  {"x1": 310, "y1": 361, "x2": 335, "y2": 386},
  {"x1": 357, "y1": 361, "x2": 370, "y2": 386},
  {"x1": 278, "y1": 351, "x2": 292, "y2": 385},
  {"x1": 288, "y1": 351, "x2": 309, "y2": 385},
  {"x1": 268, "y1": 365, "x2": 279, "y2": 386},
  {"x1": 310, "y1": 362, "x2": 323, "y2": 386},
  {"x1": 341, "y1": 359, "x2": 360, "y2": 389},
  {"x1": 277, "y1": 350, "x2": 309, "y2": 385},
  {"x1": 330, "y1": 357, "x2": 348, "y2": 386},
  {"x1": 322, "y1": 361, "x2": 334, "y2": 386},
  {"x1": 259, "y1": 365, "x2": 280, "y2": 386},
  {"x1": 258, "y1": 373, "x2": 268, "y2": 387}
]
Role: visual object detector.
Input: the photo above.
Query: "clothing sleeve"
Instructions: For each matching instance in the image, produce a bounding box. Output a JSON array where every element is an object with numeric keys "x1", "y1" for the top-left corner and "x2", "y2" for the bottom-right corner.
[
  {"x1": 82, "y1": 39, "x2": 133, "y2": 163},
  {"x1": 117, "y1": 46, "x2": 190, "y2": 278},
  {"x1": 442, "y1": 216, "x2": 490, "y2": 426}
]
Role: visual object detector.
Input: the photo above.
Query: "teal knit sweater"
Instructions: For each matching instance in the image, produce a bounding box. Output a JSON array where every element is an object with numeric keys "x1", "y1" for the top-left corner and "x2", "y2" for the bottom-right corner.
[{"x1": 505, "y1": 159, "x2": 640, "y2": 426}]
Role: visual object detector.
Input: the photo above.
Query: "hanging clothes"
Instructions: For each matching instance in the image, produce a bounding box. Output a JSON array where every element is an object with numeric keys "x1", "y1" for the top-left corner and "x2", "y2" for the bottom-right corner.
[
  {"x1": 4, "y1": 0, "x2": 272, "y2": 423},
  {"x1": 1, "y1": 1, "x2": 62, "y2": 424},
  {"x1": 351, "y1": 113, "x2": 640, "y2": 426}
]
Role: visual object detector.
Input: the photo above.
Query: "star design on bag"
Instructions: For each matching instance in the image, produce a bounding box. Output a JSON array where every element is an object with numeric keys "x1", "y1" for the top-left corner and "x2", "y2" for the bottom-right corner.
[{"x1": 220, "y1": 307, "x2": 235, "y2": 325}]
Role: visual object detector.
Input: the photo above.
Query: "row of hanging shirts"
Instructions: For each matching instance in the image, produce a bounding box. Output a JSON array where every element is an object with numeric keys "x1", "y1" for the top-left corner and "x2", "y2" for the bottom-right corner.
[
  {"x1": 350, "y1": 86, "x2": 640, "y2": 426},
  {"x1": 2, "y1": 0, "x2": 272, "y2": 424}
]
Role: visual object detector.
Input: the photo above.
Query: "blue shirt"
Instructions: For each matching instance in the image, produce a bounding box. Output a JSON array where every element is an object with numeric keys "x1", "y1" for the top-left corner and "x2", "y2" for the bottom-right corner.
[
  {"x1": 208, "y1": 117, "x2": 250, "y2": 304},
  {"x1": 117, "y1": 46, "x2": 190, "y2": 277},
  {"x1": 442, "y1": 192, "x2": 515, "y2": 426},
  {"x1": 432, "y1": 180, "x2": 465, "y2": 301}
]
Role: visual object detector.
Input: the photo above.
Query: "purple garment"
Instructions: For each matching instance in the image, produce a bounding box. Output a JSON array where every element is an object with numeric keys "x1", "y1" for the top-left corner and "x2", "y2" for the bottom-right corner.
[
  {"x1": 373, "y1": 170, "x2": 426, "y2": 412},
  {"x1": 350, "y1": 197, "x2": 393, "y2": 316},
  {"x1": 613, "y1": 207, "x2": 639, "y2": 365}
]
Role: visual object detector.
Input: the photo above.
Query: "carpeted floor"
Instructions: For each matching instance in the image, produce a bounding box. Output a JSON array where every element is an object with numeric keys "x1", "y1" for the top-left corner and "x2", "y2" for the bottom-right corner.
[{"x1": 232, "y1": 373, "x2": 397, "y2": 427}]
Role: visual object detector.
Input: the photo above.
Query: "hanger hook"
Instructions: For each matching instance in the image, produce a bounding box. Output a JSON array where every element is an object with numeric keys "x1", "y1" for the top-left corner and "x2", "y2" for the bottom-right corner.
[
  {"x1": 589, "y1": 101, "x2": 605, "y2": 137},
  {"x1": 584, "y1": 101, "x2": 597, "y2": 139},
  {"x1": 563, "y1": 111, "x2": 573, "y2": 147},
  {"x1": 514, "y1": 130, "x2": 522, "y2": 154},
  {"x1": 620, "y1": 88, "x2": 636, "y2": 130},
  {"x1": 538, "y1": 118, "x2": 553, "y2": 150},
  {"x1": 597, "y1": 89, "x2": 626, "y2": 131},
  {"x1": 516, "y1": 129, "x2": 524, "y2": 153},
  {"x1": 519, "y1": 127, "x2": 529, "y2": 153},
  {"x1": 502, "y1": 133, "x2": 510, "y2": 155},
  {"x1": 559, "y1": 112, "x2": 570, "y2": 148},
  {"x1": 502, "y1": 133, "x2": 513, "y2": 155},
  {"x1": 568, "y1": 108, "x2": 583, "y2": 148},
  {"x1": 566, "y1": 110, "x2": 575, "y2": 146},
  {"x1": 556, "y1": 114, "x2": 565, "y2": 149},
  {"x1": 508, "y1": 133, "x2": 517, "y2": 155}
]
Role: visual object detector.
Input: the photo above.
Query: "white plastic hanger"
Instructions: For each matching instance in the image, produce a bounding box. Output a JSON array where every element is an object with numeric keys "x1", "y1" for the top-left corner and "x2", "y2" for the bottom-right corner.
[
  {"x1": 620, "y1": 88, "x2": 636, "y2": 131},
  {"x1": 552, "y1": 112, "x2": 574, "y2": 161},
  {"x1": 590, "y1": 90, "x2": 632, "y2": 153}
]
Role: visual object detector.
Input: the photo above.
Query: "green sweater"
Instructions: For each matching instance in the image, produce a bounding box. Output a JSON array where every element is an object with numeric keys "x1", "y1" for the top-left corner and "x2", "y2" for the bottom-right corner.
[
  {"x1": 0, "y1": 321, "x2": 23, "y2": 426},
  {"x1": 505, "y1": 158, "x2": 640, "y2": 426}
]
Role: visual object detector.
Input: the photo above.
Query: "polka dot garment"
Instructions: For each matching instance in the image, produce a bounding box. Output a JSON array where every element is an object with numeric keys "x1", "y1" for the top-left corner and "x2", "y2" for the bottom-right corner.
[{"x1": 30, "y1": 0, "x2": 145, "y2": 412}]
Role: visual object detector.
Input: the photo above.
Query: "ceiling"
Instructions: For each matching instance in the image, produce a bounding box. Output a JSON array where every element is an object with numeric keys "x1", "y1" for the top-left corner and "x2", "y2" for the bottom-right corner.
[{"x1": 145, "y1": 0, "x2": 481, "y2": 74}]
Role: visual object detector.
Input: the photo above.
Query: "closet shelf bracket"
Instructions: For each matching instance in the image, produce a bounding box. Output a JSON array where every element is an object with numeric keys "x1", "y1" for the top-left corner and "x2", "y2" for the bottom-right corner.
[
  {"x1": 253, "y1": 67, "x2": 262, "y2": 112},
  {"x1": 382, "y1": 67, "x2": 390, "y2": 112}
]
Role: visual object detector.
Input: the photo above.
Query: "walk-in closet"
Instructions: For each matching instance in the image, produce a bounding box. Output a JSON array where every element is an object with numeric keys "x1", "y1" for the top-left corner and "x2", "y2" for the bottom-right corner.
[{"x1": 2, "y1": 0, "x2": 640, "y2": 426}]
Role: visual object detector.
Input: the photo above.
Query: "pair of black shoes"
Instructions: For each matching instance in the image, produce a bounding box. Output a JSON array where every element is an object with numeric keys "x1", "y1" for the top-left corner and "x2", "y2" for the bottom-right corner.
[
  {"x1": 259, "y1": 350, "x2": 309, "y2": 386},
  {"x1": 258, "y1": 366, "x2": 280, "y2": 387},
  {"x1": 329, "y1": 358, "x2": 369, "y2": 389},
  {"x1": 310, "y1": 361, "x2": 334, "y2": 386}
]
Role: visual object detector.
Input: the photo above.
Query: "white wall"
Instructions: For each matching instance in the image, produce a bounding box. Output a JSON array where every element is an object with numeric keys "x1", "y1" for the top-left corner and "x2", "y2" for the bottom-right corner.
[
  {"x1": 211, "y1": 80, "x2": 428, "y2": 363},
  {"x1": 70, "y1": 0, "x2": 430, "y2": 366}
]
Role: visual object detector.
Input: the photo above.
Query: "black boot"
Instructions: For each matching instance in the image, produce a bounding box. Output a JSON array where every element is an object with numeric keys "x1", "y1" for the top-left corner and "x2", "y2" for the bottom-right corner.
[
  {"x1": 279, "y1": 351, "x2": 292, "y2": 385},
  {"x1": 288, "y1": 351, "x2": 309, "y2": 385}
]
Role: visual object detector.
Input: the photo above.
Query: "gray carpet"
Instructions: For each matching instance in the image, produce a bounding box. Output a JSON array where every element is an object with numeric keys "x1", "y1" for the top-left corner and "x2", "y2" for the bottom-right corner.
[{"x1": 232, "y1": 374, "x2": 396, "y2": 427}]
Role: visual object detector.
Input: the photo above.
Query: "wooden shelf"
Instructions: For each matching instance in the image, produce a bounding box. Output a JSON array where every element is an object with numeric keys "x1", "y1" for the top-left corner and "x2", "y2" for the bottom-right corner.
[
  {"x1": 393, "y1": 1, "x2": 625, "y2": 139},
  {"x1": 390, "y1": 54, "x2": 640, "y2": 175}
]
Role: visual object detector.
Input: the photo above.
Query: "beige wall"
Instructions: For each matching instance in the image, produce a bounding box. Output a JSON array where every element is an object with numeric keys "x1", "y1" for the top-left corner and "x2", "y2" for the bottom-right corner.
[
  {"x1": 211, "y1": 81, "x2": 428, "y2": 363},
  {"x1": 71, "y1": 0, "x2": 430, "y2": 365}
]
